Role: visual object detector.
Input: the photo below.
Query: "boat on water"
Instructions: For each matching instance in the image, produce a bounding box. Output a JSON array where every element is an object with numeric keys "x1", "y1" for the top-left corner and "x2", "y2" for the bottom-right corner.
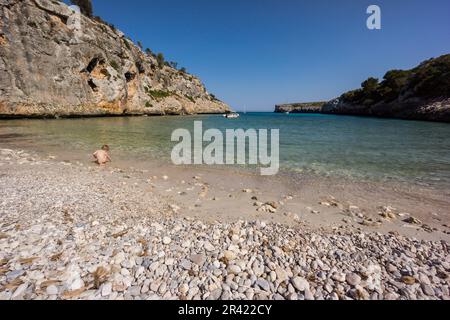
[{"x1": 223, "y1": 113, "x2": 240, "y2": 119}]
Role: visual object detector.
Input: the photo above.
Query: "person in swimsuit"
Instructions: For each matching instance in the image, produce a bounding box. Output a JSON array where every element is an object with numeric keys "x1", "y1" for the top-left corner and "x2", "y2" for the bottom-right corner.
[{"x1": 93, "y1": 145, "x2": 112, "y2": 165}]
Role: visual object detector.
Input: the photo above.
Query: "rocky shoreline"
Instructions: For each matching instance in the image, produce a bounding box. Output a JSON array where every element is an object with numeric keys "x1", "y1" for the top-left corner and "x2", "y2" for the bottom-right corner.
[
  {"x1": 0, "y1": 148, "x2": 449, "y2": 300},
  {"x1": 321, "y1": 97, "x2": 450, "y2": 123}
]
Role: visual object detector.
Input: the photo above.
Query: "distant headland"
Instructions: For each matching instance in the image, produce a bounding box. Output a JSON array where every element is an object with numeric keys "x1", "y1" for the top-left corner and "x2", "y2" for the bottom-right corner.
[
  {"x1": 275, "y1": 54, "x2": 450, "y2": 122},
  {"x1": 274, "y1": 102, "x2": 326, "y2": 114}
]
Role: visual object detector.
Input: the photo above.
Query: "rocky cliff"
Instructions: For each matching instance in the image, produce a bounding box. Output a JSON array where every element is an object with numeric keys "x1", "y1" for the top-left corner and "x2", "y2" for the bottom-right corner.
[
  {"x1": 275, "y1": 102, "x2": 326, "y2": 114},
  {"x1": 0, "y1": 0, "x2": 231, "y2": 118},
  {"x1": 276, "y1": 54, "x2": 450, "y2": 122}
]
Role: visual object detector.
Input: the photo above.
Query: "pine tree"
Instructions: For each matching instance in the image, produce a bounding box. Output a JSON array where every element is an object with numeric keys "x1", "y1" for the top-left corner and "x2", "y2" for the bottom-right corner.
[{"x1": 156, "y1": 53, "x2": 165, "y2": 68}]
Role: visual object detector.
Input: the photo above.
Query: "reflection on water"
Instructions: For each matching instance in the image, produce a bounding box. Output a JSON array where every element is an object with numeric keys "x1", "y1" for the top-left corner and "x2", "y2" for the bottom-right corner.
[{"x1": 1, "y1": 113, "x2": 450, "y2": 188}]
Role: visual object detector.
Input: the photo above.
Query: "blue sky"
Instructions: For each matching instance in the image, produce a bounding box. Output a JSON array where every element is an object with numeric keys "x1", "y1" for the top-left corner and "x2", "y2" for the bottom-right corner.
[{"x1": 80, "y1": 0, "x2": 450, "y2": 111}]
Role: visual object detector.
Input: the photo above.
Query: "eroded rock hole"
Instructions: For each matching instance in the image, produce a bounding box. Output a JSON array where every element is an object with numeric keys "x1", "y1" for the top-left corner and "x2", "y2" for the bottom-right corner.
[
  {"x1": 124, "y1": 71, "x2": 135, "y2": 82},
  {"x1": 87, "y1": 79, "x2": 98, "y2": 92},
  {"x1": 83, "y1": 57, "x2": 105, "y2": 73},
  {"x1": 136, "y1": 61, "x2": 145, "y2": 74},
  {"x1": 86, "y1": 58, "x2": 99, "y2": 73}
]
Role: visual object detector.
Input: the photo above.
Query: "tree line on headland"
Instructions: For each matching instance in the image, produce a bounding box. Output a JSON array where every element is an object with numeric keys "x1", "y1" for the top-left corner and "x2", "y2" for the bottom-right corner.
[{"x1": 339, "y1": 55, "x2": 450, "y2": 108}]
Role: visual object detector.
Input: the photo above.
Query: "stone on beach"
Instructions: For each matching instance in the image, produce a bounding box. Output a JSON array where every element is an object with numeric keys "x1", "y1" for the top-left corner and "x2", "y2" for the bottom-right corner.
[
  {"x1": 292, "y1": 277, "x2": 310, "y2": 292},
  {"x1": 404, "y1": 217, "x2": 423, "y2": 225},
  {"x1": 190, "y1": 254, "x2": 206, "y2": 266},
  {"x1": 346, "y1": 273, "x2": 362, "y2": 286},
  {"x1": 223, "y1": 250, "x2": 237, "y2": 261}
]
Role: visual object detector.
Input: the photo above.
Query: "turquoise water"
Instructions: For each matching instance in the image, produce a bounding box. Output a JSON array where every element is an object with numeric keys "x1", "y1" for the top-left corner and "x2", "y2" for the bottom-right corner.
[{"x1": 1, "y1": 113, "x2": 450, "y2": 188}]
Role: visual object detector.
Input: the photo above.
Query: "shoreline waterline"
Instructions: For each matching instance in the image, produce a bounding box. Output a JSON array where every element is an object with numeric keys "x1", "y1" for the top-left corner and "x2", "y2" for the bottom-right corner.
[{"x1": 1, "y1": 142, "x2": 449, "y2": 240}]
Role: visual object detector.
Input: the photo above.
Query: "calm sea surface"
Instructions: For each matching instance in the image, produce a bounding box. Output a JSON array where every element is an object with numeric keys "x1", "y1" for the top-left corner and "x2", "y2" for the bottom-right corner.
[{"x1": 1, "y1": 113, "x2": 450, "y2": 188}]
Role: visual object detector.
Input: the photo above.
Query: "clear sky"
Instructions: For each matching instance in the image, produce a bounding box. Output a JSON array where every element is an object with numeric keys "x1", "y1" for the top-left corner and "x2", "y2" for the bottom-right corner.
[{"x1": 82, "y1": 0, "x2": 450, "y2": 111}]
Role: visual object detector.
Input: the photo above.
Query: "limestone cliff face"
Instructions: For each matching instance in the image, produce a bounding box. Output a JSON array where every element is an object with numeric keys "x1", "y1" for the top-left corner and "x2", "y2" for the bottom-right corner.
[{"x1": 0, "y1": 0, "x2": 231, "y2": 118}]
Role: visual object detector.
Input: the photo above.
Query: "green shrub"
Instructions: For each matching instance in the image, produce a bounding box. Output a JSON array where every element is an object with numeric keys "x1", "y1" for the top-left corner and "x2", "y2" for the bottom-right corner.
[
  {"x1": 341, "y1": 89, "x2": 362, "y2": 102},
  {"x1": 361, "y1": 77, "x2": 379, "y2": 92},
  {"x1": 110, "y1": 60, "x2": 120, "y2": 72},
  {"x1": 123, "y1": 39, "x2": 131, "y2": 50},
  {"x1": 210, "y1": 94, "x2": 221, "y2": 102},
  {"x1": 147, "y1": 90, "x2": 172, "y2": 99},
  {"x1": 156, "y1": 53, "x2": 165, "y2": 68},
  {"x1": 186, "y1": 95, "x2": 195, "y2": 103},
  {"x1": 168, "y1": 61, "x2": 178, "y2": 69}
]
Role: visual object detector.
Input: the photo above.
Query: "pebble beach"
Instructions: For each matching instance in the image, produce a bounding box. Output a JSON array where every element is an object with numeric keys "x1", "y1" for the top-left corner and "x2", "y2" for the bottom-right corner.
[{"x1": 0, "y1": 148, "x2": 449, "y2": 300}]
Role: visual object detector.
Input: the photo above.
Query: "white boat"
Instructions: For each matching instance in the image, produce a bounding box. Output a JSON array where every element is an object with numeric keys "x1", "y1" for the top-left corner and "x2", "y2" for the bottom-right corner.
[{"x1": 223, "y1": 113, "x2": 240, "y2": 119}]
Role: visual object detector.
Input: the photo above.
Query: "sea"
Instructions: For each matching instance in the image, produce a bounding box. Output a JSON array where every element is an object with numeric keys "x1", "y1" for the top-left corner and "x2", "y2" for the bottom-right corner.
[{"x1": 1, "y1": 112, "x2": 450, "y2": 189}]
